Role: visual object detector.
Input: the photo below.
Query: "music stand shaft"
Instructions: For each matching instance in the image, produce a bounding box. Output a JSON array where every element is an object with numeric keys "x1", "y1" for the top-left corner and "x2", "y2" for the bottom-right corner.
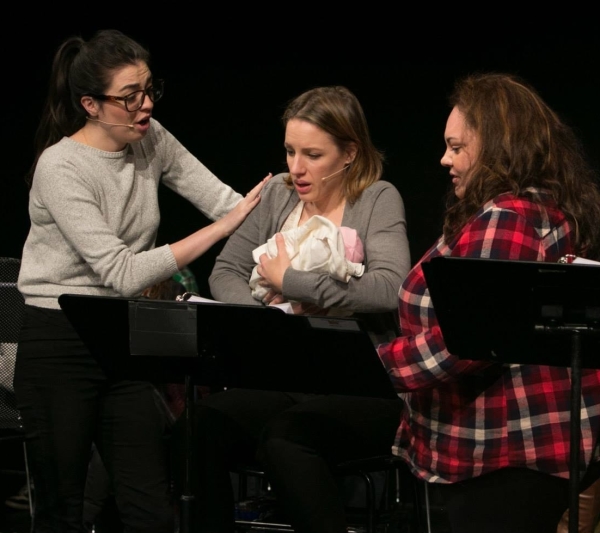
[
  {"x1": 179, "y1": 374, "x2": 195, "y2": 533},
  {"x1": 568, "y1": 331, "x2": 582, "y2": 533}
]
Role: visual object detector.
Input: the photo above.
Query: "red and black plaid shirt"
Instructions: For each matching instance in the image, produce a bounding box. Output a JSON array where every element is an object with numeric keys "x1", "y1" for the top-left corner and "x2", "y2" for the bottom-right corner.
[{"x1": 378, "y1": 189, "x2": 600, "y2": 483}]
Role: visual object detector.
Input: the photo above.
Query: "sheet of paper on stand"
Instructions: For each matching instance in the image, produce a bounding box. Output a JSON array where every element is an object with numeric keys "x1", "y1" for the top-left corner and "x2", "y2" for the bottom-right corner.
[{"x1": 185, "y1": 294, "x2": 293, "y2": 314}]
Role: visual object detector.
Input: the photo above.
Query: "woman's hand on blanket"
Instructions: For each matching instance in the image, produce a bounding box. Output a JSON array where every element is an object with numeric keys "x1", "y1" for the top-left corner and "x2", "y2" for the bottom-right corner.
[
  {"x1": 261, "y1": 289, "x2": 287, "y2": 306},
  {"x1": 290, "y1": 302, "x2": 329, "y2": 316},
  {"x1": 257, "y1": 233, "x2": 290, "y2": 294}
]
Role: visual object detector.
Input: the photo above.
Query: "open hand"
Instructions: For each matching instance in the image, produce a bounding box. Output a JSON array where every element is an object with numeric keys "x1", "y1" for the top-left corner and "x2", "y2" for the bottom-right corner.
[{"x1": 219, "y1": 173, "x2": 272, "y2": 236}]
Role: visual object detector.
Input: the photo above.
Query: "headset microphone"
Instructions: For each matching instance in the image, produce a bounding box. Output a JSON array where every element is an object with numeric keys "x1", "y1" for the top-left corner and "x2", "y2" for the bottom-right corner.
[
  {"x1": 321, "y1": 164, "x2": 350, "y2": 182},
  {"x1": 86, "y1": 117, "x2": 135, "y2": 129}
]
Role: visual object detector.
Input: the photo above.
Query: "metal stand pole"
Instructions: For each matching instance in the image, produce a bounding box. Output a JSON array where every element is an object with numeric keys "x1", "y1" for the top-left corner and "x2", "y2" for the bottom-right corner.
[
  {"x1": 568, "y1": 330, "x2": 582, "y2": 533},
  {"x1": 179, "y1": 374, "x2": 195, "y2": 533}
]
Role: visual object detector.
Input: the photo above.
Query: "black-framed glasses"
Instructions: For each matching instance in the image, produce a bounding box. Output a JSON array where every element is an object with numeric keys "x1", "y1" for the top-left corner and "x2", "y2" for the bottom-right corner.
[{"x1": 86, "y1": 79, "x2": 164, "y2": 112}]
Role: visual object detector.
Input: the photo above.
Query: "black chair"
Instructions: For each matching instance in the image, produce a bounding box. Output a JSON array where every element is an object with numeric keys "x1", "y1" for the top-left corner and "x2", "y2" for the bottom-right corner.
[
  {"x1": 232, "y1": 454, "x2": 428, "y2": 533},
  {"x1": 0, "y1": 257, "x2": 33, "y2": 517}
]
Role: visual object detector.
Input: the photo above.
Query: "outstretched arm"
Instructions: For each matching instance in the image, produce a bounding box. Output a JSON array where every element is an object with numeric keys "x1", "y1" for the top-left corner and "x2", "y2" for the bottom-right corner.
[{"x1": 170, "y1": 174, "x2": 271, "y2": 269}]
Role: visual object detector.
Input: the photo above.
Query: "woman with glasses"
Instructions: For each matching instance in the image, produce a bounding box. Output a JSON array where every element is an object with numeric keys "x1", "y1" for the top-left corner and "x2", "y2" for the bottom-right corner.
[{"x1": 15, "y1": 28, "x2": 269, "y2": 532}]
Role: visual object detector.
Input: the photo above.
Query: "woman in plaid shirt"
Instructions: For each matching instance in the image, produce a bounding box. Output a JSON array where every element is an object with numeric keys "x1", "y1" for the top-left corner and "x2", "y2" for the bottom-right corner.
[{"x1": 377, "y1": 72, "x2": 600, "y2": 532}]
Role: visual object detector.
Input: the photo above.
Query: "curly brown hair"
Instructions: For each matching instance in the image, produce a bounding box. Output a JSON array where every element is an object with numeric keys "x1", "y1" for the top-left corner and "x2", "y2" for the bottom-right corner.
[{"x1": 443, "y1": 72, "x2": 600, "y2": 259}]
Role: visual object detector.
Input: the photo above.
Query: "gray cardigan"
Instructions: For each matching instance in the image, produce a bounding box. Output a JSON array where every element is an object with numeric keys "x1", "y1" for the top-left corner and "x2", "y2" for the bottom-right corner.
[{"x1": 209, "y1": 174, "x2": 411, "y2": 341}]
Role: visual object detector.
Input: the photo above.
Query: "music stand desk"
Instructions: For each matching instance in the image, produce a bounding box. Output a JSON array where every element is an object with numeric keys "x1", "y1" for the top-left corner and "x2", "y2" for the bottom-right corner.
[{"x1": 58, "y1": 294, "x2": 397, "y2": 532}]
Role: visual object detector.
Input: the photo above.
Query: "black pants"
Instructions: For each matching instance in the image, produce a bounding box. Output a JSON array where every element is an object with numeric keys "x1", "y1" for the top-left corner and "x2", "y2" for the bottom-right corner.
[
  {"x1": 14, "y1": 305, "x2": 173, "y2": 533},
  {"x1": 435, "y1": 463, "x2": 600, "y2": 533},
  {"x1": 172, "y1": 388, "x2": 404, "y2": 533}
]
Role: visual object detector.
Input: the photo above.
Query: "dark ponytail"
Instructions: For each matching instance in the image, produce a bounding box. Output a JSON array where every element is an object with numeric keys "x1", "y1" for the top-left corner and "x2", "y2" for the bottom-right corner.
[{"x1": 26, "y1": 29, "x2": 150, "y2": 187}]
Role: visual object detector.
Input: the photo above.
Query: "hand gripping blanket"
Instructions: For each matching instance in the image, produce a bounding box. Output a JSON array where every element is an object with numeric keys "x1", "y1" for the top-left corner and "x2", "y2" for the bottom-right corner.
[{"x1": 249, "y1": 215, "x2": 365, "y2": 301}]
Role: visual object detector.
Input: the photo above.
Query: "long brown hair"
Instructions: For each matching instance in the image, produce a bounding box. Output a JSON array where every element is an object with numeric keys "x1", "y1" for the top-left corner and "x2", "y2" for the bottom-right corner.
[
  {"x1": 281, "y1": 85, "x2": 384, "y2": 204},
  {"x1": 443, "y1": 72, "x2": 600, "y2": 258}
]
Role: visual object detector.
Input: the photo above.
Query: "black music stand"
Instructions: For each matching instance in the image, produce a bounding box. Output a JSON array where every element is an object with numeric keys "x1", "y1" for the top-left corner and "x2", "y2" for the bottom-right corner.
[
  {"x1": 422, "y1": 256, "x2": 600, "y2": 533},
  {"x1": 58, "y1": 294, "x2": 397, "y2": 533}
]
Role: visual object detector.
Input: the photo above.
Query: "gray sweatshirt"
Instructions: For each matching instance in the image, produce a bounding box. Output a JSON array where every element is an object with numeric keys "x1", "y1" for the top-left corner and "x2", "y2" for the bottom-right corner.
[{"x1": 19, "y1": 118, "x2": 242, "y2": 309}]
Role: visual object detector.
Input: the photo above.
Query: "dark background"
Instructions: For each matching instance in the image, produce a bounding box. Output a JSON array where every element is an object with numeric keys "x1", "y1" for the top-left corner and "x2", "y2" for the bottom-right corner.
[{"x1": 4, "y1": 18, "x2": 600, "y2": 296}]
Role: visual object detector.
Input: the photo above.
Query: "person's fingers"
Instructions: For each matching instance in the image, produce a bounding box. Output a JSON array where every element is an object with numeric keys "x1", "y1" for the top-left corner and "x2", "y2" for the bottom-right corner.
[
  {"x1": 267, "y1": 293, "x2": 285, "y2": 306},
  {"x1": 245, "y1": 173, "x2": 272, "y2": 200},
  {"x1": 262, "y1": 288, "x2": 285, "y2": 305},
  {"x1": 274, "y1": 233, "x2": 288, "y2": 259}
]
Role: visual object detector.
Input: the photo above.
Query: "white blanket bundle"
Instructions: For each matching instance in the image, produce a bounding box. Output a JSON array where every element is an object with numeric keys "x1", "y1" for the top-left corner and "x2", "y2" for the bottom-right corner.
[{"x1": 249, "y1": 215, "x2": 365, "y2": 301}]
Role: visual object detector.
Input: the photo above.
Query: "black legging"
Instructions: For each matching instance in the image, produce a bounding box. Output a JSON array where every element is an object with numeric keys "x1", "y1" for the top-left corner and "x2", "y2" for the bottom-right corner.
[
  {"x1": 171, "y1": 388, "x2": 404, "y2": 533},
  {"x1": 14, "y1": 305, "x2": 173, "y2": 533},
  {"x1": 434, "y1": 463, "x2": 600, "y2": 533}
]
